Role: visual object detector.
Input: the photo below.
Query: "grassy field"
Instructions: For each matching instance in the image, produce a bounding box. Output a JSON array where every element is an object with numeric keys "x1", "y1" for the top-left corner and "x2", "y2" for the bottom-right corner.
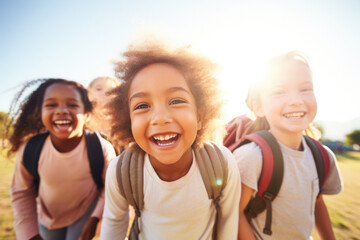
[
  {"x1": 1, "y1": 150, "x2": 359, "y2": 240},
  {"x1": 0, "y1": 150, "x2": 15, "y2": 240}
]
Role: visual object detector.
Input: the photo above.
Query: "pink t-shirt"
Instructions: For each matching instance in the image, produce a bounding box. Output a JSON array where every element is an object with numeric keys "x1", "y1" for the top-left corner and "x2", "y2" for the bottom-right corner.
[{"x1": 11, "y1": 134, "x2": 116, "y2": 240}]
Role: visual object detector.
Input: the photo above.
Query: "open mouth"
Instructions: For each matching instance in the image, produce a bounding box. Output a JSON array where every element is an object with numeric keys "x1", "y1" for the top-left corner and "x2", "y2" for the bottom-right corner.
[
  {"x1": 152, "y1": 133, "x2": 179, "y2": 146},
  {"x1": 53, "y1": 120, "x2": 72, "y2": 130},
  {"x1": 283, "y1": 112, "x2": 305, "y2": 119}
]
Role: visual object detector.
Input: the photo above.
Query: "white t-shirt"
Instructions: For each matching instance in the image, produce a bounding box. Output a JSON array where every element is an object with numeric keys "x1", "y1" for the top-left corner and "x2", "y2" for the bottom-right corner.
[
  {"x1": 101, "y1": 146, "x2": 241, "y2": 240},
  {"x1": 234, "y1": 136, "x2": 343, "y2": 240}
]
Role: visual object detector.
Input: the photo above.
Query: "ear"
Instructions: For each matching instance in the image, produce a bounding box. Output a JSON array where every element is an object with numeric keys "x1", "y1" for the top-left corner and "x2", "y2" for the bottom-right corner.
[
  {"x1": 84, "y1": 112, "x2": 92, "y2": 124},
  {"x1": 253, "y1": 100, "x2": 266, "y2": 118}
]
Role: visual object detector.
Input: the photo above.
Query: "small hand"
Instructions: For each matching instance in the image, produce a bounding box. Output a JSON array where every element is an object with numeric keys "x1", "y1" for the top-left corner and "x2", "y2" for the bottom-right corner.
[
  {"x1": 78, "y1": 217, "x2": 99, "y2": 240},
  {"x1": 30, "y1": 234, "x2": 43, "y2": 240}
]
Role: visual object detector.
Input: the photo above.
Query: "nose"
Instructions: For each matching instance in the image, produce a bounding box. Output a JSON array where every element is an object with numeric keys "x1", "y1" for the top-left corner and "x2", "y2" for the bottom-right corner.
[
  {"x1": 150, "y1": 105, "x2": 172, "y2": 126},
  {"x1": 288, "y1": 92, "x2": 304, "y2": 106},
  {"x1": 55, "y1": 104, "x2": 69, "y2": 114}
]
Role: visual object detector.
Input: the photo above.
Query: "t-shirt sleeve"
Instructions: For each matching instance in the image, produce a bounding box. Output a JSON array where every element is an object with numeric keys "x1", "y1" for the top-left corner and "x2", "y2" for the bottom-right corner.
[
  {"x1": 321, "y1": 146, "x2": 343, "y2": 195},
  {"x1": 100, "y1": 156, "x2": 130, "y2": 239},
  {"x1": 91, "y1": 137, "x2": 117, "y2": 219},
  {"x1": 233, "y1": 142, "x2": 263, "y2": 192},
  {"x1": 10, "y1": 143, "x2": 40, "y2": 240},
  {"x1": 217, "y1": 146, "x2": 241, "y2": 240}
]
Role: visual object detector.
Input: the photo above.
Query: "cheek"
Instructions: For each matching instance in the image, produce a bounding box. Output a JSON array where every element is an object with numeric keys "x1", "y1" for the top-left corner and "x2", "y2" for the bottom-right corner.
[
  {"x1": 130, "y1": 116, "x2": 145, "y2": 141},
  {"x1": 309, "y1": 96, "x2": 317, "y2": 115}
]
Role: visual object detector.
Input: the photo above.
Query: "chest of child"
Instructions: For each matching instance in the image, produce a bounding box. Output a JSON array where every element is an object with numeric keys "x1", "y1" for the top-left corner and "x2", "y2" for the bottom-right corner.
[
  {"x1": 254, "y1": 148, "x2": 320, "y2": 239},
  {"x1": 37, "y1": 139, "x2": 95, "y2": 203},
  {"x1": 139, "y1": 159, "x2": 216, "y2": 240}
]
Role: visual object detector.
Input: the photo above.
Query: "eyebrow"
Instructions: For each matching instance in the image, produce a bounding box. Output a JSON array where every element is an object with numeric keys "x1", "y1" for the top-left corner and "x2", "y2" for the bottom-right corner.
[
  {"x1": 43, "y1": 97, "x2": 80, "y2": 102},
  {"x1": 129, "y1": 86, "x2": 191, "y2": 103}
]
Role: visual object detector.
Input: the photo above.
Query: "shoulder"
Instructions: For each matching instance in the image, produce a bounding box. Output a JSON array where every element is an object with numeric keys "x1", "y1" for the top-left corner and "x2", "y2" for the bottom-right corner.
[
  {"x1": 233, "y1": 142, "x2": 263, "y2": 164},
  {"x1": 106, "y1": 155, "x2": 120, "y2": 179},
  {"x1": 321, "y1": 144, "x2": 343, "y2": 194},
  {"x1": 96, "y1": 133, "x2": 116, "y2": 160},
  {"x1": 322, "y1": 145, "x2": 337, "y2": 164}
]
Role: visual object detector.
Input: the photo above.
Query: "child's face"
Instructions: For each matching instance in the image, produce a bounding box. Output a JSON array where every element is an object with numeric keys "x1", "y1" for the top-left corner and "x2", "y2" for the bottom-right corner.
[
  {"x1": 255, "y1": 61, "x2": 317, "y2": 136},
  {"x1": 128, "y1": 63, "x2": 200, "y2": 165},
  {"x1": 89, "y1": 79, "x2": 116, "y2": 105},
  {"x1": 41, "y1": 83, "x2": 89, "y2": 140}
]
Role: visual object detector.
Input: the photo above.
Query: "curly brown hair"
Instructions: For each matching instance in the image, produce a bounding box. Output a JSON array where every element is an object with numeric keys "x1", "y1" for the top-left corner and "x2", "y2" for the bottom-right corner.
[
  {"x1": 5, "y1": 78, "x2": 92, "y2": 155},
  {"x1": 107, "y1": 43, "x2": 226, "y2": 150}
]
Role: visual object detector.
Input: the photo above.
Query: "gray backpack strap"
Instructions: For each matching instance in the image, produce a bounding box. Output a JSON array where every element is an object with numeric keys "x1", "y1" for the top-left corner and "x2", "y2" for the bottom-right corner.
[
  {"x1": 194, "y1": 142, "x2": 228, "y2": 240},
  {"x1": 116, "y1": 149, "x2": 145, "y2": 240}
]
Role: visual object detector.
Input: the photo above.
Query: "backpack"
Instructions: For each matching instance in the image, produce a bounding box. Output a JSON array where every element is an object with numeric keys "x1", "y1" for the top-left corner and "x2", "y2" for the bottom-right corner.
[
  {"x1": 223, "y1": 115, "x2": 331, "y2": 236},
  {"x1": 115, "y1": 142, "x2": 228, "y2": 240},
  {"x1": 23, "y1": 130, "x2": 105, "y2": 190}
]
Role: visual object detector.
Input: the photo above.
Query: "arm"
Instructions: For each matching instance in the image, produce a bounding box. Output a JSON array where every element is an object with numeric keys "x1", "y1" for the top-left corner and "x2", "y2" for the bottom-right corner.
[
  {"x1": 100, "y1": 157, "x2": 130, "y2": 239},
  {"x1": 314, "y1": 195, "x2": 336, "y2": 240},
  {"x1": 10, "y1": 145, "x2": 40, "y2": 240},
  {"x1": 238, "y1": 183, "x2": 256, "y2": 240},
  {"x1": 217, "y1": 147, "x2": 241, "y2": 239}
]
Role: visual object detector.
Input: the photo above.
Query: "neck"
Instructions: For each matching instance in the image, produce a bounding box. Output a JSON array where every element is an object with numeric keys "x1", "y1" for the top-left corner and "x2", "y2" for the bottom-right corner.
[
  {"x1": 270, "y1": 129, "x2": 303, "y2": 151},
  {"x1": 50, "y1": 133, "x2": 83, "y2": 153},
  {"x1": 149, "y1": 148, "x2": 193, "y2": 182}
]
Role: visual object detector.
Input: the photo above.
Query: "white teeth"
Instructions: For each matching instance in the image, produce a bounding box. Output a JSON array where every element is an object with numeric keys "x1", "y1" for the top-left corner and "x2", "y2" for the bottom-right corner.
[
  {"x1": 54, "y1": 120, "x2": 71, "y2": 125},
  {"x1": 153, "y1": 134, "x2": 177, "y2": 141},
  {"x1": 284, "y1": 112, "x2": 304, "y2": 118},
  {"x1": 157, "y1": 141, "x2": 176, "y2": 146}
]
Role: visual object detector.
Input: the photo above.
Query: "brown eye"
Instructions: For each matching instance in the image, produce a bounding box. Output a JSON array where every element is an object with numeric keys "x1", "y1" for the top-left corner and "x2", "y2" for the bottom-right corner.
[
  {"x1": 134, "y1": 103, "x2": 149, "y2": 110},
  {"x1": 170, "y1": 99, "x2": 186, "y2": 105}
]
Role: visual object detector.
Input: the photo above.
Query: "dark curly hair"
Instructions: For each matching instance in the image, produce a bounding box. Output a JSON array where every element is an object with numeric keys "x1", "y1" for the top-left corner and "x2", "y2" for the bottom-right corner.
[
  {"x1": 107, "y1": 43, "x2": 226, "y2": 150},
  {"x1": 5, "y1": 78, "x2": 92, "y2": 155}
]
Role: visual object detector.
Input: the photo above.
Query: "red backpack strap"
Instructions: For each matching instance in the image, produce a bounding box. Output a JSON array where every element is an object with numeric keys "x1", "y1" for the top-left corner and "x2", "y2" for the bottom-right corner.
[
  {"x1": 223, "y1": 115, "x2": 252, "y2": 152},
  {"x1": 304, "y1": 136, "x2": 331, "y2": 193},
  {"x1": 240, "y1": 130, "x2": 284, "y2": 235}
]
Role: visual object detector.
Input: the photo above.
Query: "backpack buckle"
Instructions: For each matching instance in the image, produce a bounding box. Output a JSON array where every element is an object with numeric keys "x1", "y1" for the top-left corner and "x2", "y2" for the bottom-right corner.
[{"x1": 263, "y1": 191, "x2": 274, "y2": 201}]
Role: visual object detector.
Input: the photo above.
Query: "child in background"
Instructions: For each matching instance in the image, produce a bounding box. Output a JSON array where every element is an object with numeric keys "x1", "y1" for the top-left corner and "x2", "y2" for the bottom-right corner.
[
  {"x1": 100, "y1": 42, "x2": 241, "y2": 239},
  {"x1": 87, "y1": 76, "x2": 120, "y2": 136},
  {"x1": 7, "y1": 79, "x2": 116, "y2": 240},
  {"x1": 234, "y1": 52, "x2": 343, "y2": 240}
]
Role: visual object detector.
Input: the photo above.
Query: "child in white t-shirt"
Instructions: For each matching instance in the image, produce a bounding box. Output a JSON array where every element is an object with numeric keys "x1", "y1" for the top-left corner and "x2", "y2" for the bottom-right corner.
[
  {"x1": 100, "y1": 41, "x2": 241, "y2": 240},
  {"x1": 235, "y1": 51, "x2": 343, "y2": 240}
]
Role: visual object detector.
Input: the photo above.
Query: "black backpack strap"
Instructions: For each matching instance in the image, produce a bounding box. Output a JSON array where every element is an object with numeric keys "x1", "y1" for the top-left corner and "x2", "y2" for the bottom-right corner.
[
  {"x1": 23, "y1": 132, "x2": 50, "y2": 190},
  {"x1": 85, "y1": 130, "x2": 105, "y2": 189},
  {"x1": 240, "y1": 130, "x2": 284, "y2": 235},
  {"x1": 304, "y1": 136, "x2": 331, "y2": 195}
]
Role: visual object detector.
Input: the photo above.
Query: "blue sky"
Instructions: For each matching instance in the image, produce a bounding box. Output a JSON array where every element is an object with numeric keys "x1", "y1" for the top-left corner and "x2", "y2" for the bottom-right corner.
[{"x1": 1, "y1": 0, "x2": 359, "y2": 123}]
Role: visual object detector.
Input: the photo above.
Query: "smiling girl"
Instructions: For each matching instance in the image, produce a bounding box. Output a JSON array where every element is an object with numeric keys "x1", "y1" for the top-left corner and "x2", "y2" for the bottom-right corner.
[
  {"x1": 100, "y1": 42, "x2": 241, "y2": 240},
  {"x1": 234, "y1": 52, "x2": 343, "y2": 240},
  {"x1": 7, "y1": 79, "x2": 116, "y2": 240}
]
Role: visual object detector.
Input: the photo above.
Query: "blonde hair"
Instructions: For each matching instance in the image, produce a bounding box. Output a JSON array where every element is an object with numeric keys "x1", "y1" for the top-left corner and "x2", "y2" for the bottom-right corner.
[
  {"x1": 88, "y1": 76, "x2": 119, "y2": 89},
  {"x1": 87, "y1": 76, "x2": 121, "y2": 134},
  {"x1": 244, "y1": 51, "x2": 321, "y2": 139}
]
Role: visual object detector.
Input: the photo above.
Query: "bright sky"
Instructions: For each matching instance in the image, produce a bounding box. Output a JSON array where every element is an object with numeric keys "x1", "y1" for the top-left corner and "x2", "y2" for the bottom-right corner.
[{"x1": 1, "y1": 0, "x2": 359, "y2": 123}]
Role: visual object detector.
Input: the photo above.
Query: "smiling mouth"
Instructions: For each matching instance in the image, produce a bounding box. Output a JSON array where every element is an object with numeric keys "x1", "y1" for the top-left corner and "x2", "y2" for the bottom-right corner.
[
  {"x1": 53, "y1": 120, "x2": 72, "y2": 130},
  {"x1": 152, "y1": 133, "x2": 179, "y2": 146},
  {"x1": 283, "y1": 112, "x2": 305, "y2": 119}
]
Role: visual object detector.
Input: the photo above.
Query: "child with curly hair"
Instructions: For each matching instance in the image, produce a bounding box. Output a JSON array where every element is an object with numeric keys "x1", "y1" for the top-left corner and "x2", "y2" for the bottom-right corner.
[
  {"x1": 7, "y1": 79, "x2": 116, "y2": 240},
  {"x1": 100, "y1": 42, "x2": 241, "y2": 239}
]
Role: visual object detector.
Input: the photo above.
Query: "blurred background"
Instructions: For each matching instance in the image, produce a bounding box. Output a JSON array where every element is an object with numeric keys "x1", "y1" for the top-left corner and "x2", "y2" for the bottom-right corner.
[{"x1": 1, "y1": 0, "x2": 359, "y2": 239}]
